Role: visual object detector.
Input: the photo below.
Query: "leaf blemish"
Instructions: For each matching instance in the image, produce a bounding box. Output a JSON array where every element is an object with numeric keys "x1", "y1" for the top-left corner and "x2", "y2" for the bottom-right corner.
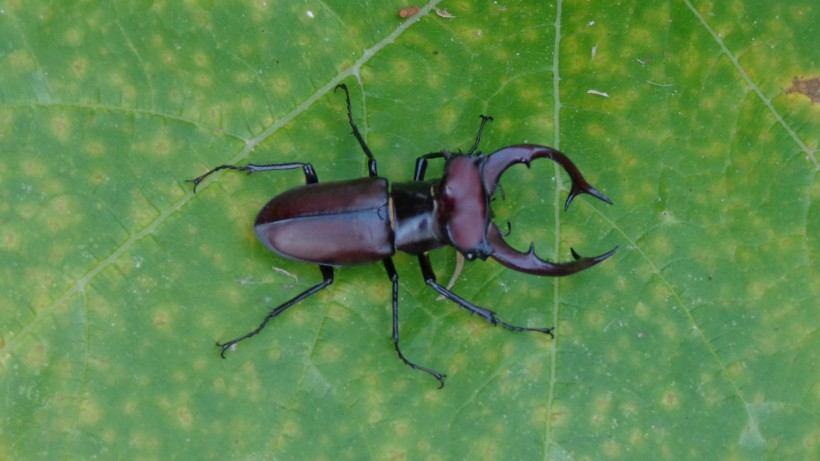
[{"x1": 786, "y1": 76, "x2": 820, "y2": 104}]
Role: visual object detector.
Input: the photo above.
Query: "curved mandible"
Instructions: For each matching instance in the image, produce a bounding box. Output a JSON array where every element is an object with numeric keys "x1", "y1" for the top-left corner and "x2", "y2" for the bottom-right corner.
[
  {"x1": 481, "y1": 144, "x2": 612, "y2": 210},
  {"x1": 487, "y1": 223, "x2": 618, "y2": 276},
  {"x1": 481, "y1": 144, "x2": 617, "y2": 275}
]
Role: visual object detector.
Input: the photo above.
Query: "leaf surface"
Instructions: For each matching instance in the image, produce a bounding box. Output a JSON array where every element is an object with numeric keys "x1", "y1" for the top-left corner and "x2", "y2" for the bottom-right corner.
[{"x1": 1, "y1": 1, "x2": 817, "y2": 460}]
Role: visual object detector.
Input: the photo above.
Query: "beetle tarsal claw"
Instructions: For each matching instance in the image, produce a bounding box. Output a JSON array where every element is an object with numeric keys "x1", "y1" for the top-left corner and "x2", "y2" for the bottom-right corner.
[{"x1": 487, "y1": 223, "x2": 617, "y2": 276}]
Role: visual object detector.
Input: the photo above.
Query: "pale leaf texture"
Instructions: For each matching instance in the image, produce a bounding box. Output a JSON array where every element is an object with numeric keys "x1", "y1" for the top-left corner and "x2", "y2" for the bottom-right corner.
[{"x1": 1, "y1": 1, "x2": 817, "y2": 460}]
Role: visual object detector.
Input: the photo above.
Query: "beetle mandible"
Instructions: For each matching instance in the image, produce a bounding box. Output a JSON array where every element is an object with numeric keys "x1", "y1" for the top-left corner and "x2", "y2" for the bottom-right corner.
[{"x1": 190, "y1": 84, "x2": 617, "y2": 388}]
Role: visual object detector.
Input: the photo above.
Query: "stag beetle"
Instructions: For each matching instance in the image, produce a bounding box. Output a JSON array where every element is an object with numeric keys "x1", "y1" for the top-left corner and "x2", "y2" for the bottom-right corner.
[{"x1": 190, "y1": 84, "x2": 617, "y2": 388}]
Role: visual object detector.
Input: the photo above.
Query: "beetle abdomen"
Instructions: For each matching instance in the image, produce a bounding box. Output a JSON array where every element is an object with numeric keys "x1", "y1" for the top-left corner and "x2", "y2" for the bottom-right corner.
[{"x1": 254, "y1": 177, "x2": 394, "y2": 266}]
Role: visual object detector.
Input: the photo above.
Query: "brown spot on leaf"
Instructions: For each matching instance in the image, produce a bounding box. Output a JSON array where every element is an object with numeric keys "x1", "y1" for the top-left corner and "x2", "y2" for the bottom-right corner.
[
  {"x1": 786, "y1": 76, "x2": 820, "y2": 103},
  {"x1": 398, "y1": 6, "x2": 419, "y2": 18}
]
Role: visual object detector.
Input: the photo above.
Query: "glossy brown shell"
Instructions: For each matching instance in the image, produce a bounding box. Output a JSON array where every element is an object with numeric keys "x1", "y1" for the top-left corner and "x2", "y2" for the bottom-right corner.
[{"x1": 254, "y1": 177, "x2": 394, "y2": 266}]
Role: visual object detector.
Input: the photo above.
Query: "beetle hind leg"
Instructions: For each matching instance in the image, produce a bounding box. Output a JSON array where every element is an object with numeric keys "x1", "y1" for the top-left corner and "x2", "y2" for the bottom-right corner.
[
  {"x1": 383, "y1": 258, "x2": 447, "y2": 388},
  {"x1": 217, "y1": 265, "x2": 334, "y2": 357}
]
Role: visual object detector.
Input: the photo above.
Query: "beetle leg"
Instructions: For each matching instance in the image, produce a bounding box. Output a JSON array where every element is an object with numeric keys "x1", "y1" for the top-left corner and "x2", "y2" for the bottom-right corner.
[
  {"x1": 466, "y1": 115, "x2": 494, "y2": 155},
  {"x1": 417, "y1": 253, "x2": 555, "y2": 337},
  {"x1": 413, "y1": 151, "x2": 450, "y2": 181},
  {"x1": 334, "y1": 84, "x2": 378, "y2": 178},
  {"x1": 383, "y1": 258, "x2": 446, "y2": 388},
  {"x1": 217, "y1": 265, "x2": 334, "y2": 357},
  {"x1": 189, "y1": 162, "x2": 318, "y2": 192},
  {"x1": 410, "y1": 115, "x2": 492, "y2": 182}
]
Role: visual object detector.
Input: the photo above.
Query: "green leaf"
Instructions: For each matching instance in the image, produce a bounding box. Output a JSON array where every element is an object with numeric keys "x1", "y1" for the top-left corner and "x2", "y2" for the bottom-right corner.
[{"x1": 1, "y1": 1, "x2": 817, "y2": 459}]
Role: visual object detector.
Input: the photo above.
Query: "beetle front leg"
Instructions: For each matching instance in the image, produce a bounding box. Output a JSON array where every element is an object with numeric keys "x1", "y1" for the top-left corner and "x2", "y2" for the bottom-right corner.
[
  {"x1": 189, "y1": 162, "x2": 319, "y2": 192},
  {"x1": 383, "y1": 258, "x2": 446, "y2": 388},
  {"x1": 413, "y1": 115, "x2": 493, "y2": 178},
  {"x1": 417, "y1": 254, "x2": 554, "y2": 337},
  {"x1": 413, "y1": 151, "x2": 449, "y2": 181},
  {"x1": 217, "y1": 265, "x2": 334, "y2": 357},
  {"x1": 466, "y1": 115, "x2": 493, "y2": 155}
]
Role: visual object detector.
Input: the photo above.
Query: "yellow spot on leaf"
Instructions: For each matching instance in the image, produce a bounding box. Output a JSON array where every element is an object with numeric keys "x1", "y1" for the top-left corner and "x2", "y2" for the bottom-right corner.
[
  {"x1": 79, "y1": 400, "x2": 102, "y2": 425},
  {"x1": 51, "y1": 114, "x2": 71, "y2": 143}
]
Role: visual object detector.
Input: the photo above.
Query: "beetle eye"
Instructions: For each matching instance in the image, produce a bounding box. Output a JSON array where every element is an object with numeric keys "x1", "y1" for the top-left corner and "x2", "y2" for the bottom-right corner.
[{"x1": 465, "y1": 252, "x2": 477, "y2": 260}]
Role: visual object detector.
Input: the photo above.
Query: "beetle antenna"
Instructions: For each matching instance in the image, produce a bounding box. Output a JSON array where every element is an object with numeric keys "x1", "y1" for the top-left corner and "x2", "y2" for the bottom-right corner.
[
  {"x1": 334, "y1": 83, "x2": 379, "y2": 177},
  {"x1": 466, "y1": 115, "x2": 493, "y2": 154}
]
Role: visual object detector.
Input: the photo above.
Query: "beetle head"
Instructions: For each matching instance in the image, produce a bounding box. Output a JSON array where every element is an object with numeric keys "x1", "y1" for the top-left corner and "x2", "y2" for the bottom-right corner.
[{"x1": 435, "y1": 154, "x2": 494, "y2": 260}]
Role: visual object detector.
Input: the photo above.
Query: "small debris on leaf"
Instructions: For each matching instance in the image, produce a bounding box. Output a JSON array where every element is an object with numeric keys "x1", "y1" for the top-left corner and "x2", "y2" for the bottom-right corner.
[
  {"x1": 434, "y1": 8, "x2": 455, "y2": 18},
  {"x1": 587, "y1": 89, "x2": 609, "y2": 97},
  {"x1": 437, "y1": 253, "x2": 465, "y2": 300},
  {"x1": 399, "y1": 6, "x2": 420, "y2": 18}
]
